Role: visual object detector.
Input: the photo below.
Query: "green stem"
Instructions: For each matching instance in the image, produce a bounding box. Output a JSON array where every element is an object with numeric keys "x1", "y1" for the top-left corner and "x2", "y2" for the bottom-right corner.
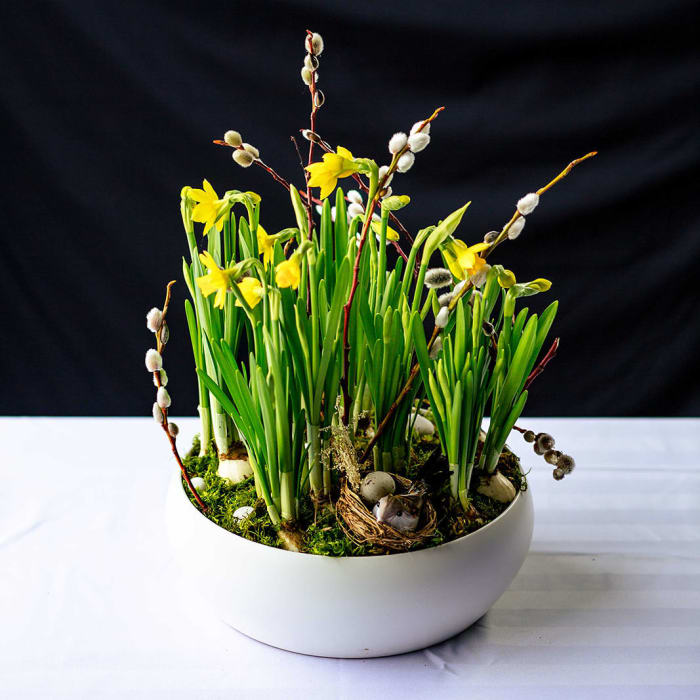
[
  {"x1": 197, "y1": 405, "x2": 212, "y2": 456},
  {"x1": 280, "y1": 471, "x2": 296, "y2": 521},
  {"x1": 307, "y1": 421, "x2": 323, "y2": 496}
]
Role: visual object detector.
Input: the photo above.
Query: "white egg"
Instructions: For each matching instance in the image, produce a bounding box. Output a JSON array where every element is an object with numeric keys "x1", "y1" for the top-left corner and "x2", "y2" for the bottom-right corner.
[
  {"x1": 233, "y1": 506, "x2": 255, "y2": 521},
  {"x1": 409, "y1": 412, "x2": 435, "y2": 436},
  {"x1": 218, "y1": 458, "x2": 253, "y2": 483},
  {"x1": 190, "y1": 476, "x2": 206, "y2": 491},
  {"x1": 360, "y1": 471, "x2": 396, "y2": 505}
]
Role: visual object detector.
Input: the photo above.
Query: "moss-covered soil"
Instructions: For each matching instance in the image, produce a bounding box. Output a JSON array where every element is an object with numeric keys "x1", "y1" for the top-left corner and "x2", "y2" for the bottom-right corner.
[{"x1": 182, "y1": 434, "x2": 527, "y2": 557}]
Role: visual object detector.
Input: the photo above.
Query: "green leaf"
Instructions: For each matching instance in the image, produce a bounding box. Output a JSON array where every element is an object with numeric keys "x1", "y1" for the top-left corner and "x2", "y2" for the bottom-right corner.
[{"x1": 424, "y1": 202, "x2": 471, "y2": 259}]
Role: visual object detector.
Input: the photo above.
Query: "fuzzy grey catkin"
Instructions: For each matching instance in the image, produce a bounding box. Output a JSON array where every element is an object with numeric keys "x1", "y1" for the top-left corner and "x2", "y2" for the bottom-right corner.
[{"x1": 424, "y1": 268, "x2": 453, "y2": 289}]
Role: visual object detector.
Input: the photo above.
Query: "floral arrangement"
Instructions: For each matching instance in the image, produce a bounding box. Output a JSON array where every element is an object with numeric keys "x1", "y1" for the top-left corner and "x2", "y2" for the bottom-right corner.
[{"x1": 144, "y1": 31, "x2": 593, "y2": 553}]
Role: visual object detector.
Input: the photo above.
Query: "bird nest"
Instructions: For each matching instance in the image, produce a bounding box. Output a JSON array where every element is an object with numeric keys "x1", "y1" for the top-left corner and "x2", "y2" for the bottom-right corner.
[{"x1": 336, "y1": 474, "x2": 438, "y2": 552}]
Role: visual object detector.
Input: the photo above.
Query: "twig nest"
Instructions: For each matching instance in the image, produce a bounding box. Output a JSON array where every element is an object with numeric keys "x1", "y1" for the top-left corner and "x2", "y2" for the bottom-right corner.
[
  {"x1": 409, "y1": 412, "x2": 435, "y2": 436},
  {"x1": 233, "y1": 506, "x2": 254, "y2": 521},
  {"x1": 218, "y1": 457, "x2": 253, "y2": 483},
  {"x1": 360, "y1": 471, "x2": 395, "y2": 505},
  {"x1": 337, "y1": 474, "x2": 437, "y2": 552},
  {"x1": 477, "y1": 470, "x2": 517, "y2": 504}
]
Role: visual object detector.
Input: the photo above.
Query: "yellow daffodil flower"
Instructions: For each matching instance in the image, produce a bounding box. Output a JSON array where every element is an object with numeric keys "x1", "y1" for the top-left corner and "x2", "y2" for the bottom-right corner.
[
  {"x1": 235, "y1": 277, "x2": 264, "y2": 308},
  {"x1": 275, "y1": 255, "x2": 301, "y2": 290},
  {"x1": 196, "y1": 252, "x2": 264, "y2": 310},
  {"x1": 443, "y1": 239, "x2": 490, "y2": 281},
  {"x1": 196, "y1": 251, "x2": 234, "y2": 309},
  {"x1": 256, "y1": 225, "x2": 275, "y2": 267},
  {"x1": 306, "y1": 147, "x2": 361, "y2": 199},
  {"x1": 190, "y1": 180, "x2": 227, "y2": 235},
  {"x1": 370, "y1": 220, "x2": 400, "y2": 241}
]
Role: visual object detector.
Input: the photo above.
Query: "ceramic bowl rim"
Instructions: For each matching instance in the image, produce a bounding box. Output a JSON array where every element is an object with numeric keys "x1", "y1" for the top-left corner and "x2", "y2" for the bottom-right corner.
[{"x1": 171, "y1": 469, "x2": 528, "y2": 562}]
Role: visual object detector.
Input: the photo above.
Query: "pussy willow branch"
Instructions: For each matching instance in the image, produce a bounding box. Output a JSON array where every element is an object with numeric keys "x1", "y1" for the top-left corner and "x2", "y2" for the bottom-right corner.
[
  {"x1": 341, "y1": 107, "x2": 445, "y2": 425},
  {"x1": 309, "y1": 129, "x2": 416, "y2": 253},
  {"x1": 360, "y1": 151, "x2": 597, "y2": 462},
  {"x1": 214, "y1": 137, "x2": 413, "y2": 267},
  {"x1": 154, "y1": 281, "x2": 207, "y2": 511},
  {"x1": 311, "y1": 133, "x2": 414, "y2": 242},
  {"x1": 304, "y1": 29, "x2": 319, "y2": 240}
]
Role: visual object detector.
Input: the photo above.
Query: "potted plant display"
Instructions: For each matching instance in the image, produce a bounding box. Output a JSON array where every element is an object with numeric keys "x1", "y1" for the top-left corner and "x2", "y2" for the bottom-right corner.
[{"x1": 145, "y1": 30, "x2": 592, "y2": 657}]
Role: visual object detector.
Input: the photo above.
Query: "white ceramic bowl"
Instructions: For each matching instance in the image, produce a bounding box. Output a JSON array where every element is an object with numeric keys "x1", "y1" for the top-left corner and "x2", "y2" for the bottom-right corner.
[{"x1": 166, "y1": 471, "x2": 533, "y2": 658}]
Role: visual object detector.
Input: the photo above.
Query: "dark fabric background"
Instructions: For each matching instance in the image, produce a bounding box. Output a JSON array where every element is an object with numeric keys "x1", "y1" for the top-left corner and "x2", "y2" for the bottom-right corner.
[{"x1": 1, "y1": 0, "x2": 698, "y2": 416}]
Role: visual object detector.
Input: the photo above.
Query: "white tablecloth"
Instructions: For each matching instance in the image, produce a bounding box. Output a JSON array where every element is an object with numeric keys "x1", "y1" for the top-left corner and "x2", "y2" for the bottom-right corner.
[{"x1": 1, "y1": 417, "x2": 699, "y2": 699}]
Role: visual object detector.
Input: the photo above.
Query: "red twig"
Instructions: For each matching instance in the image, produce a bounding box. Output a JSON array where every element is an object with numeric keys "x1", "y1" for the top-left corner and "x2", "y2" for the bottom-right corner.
[{"x1": 524, "y1": 337, "x2": 560, "y2": 390}]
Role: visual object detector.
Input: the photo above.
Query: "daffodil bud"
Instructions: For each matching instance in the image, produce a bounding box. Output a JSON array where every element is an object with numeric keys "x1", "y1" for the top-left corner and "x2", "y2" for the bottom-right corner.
[
  {"x1": 438, "y1": 291, "x2": 453, "y2": 307},
  {"x1": 388, "y1": 132, "x2": 408, "y2": 154},
  {"x1": 378, "y1": 165, "x2": 393, "y2": 186},
  {"x1": 429, "y1": 336, "x2": 443, "y2": 359},
  {"x1": 157, "y1": 386, "x2": 171, "y2": 409},
  {"x1": 146, "y1": 307, "x2": 163, "y2": 332},
  {"x1": 242, "y1": 143, "x2": 259, "y2": 159},
  {"x1": 410, "y1": 120, "x2": 430, "y2": 135},
  {"x1": 435, "y1": 307, "x2": 450, "y2": 328},
  {"x1": 397, "y1": 151, "x2": 415, "y2": 173},
  {"x1": 190, "y1": 476, "x2": 206, "y2": 491},
  {"x1": 224, "y1": 130, "x2": 242, "y2": 147},
  {"x1": 484, "y1": 230, "x2": 499, "y2": 244},
  {"x1": 168, "y1": 422, "x2": 179, "y2": 437},
  {"x1": 347, "y1": 190, "x2": 363, "y2": 204},
  {"x1": 152, "y1": 402, "x2": 164, "y2": 424},
  {"x1": 517, "y1": 192, "x2": 540, "y2": 216},
  {"x1": 381, "y1": 194, "x2": 410, "y2": 211},
  {"x1": 407, "y1": 132, "x2": 430, "y2": 152},
  {"x1": 347, "y1": 202, "x2": 364, "y2": 219},
  {"x1": 424, "y1": 268, "x2": 453, "y2": 289},
  {"x1": 507, "y1": 216, "x2": 525, "y2": 240},
  {"x1": 145, "y1": 349, "x2": 163, "y2": 372},
  {"x1": 153, "y1": 369, "x2": 168, "y2": 387},
  {"x1": 303, "y1": 53, "x2": 319, "y2": 71},
  {"x1": 497, "y1": 268, "x2": 517, "y2": 289},
  {"x1": 233, "y1": 149, "x2": 255, "y2": 168},
  {"x1": 306, "y1": 32, "x2": 324, "y2": 56}
]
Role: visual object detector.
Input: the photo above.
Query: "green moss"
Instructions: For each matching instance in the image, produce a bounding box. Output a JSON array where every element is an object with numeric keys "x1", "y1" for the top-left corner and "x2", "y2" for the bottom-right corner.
[{"x1": 181, "y1": 434, "x2": 527, "y2": 557}]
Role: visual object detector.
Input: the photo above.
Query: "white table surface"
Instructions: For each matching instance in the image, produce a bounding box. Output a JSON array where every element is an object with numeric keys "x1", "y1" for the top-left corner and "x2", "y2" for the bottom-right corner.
[{"x1": 1, "y1": 417, "x2": 699, "y2": 699}]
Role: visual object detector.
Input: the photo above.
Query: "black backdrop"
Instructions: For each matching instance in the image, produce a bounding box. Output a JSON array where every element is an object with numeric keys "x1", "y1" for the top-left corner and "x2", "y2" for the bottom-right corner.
[{"x1": 2, "y1": 0, "x2": 698, "y2": 416}]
